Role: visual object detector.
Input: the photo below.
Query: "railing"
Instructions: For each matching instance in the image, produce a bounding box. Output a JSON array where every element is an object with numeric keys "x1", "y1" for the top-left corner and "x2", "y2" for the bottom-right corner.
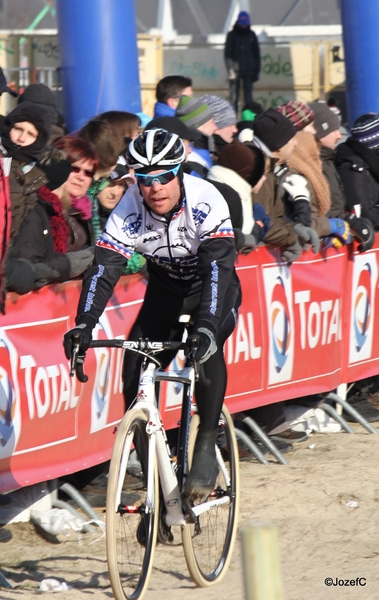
[{"x1": 0, "y1": 238, "x2": 377, "y2": 492}]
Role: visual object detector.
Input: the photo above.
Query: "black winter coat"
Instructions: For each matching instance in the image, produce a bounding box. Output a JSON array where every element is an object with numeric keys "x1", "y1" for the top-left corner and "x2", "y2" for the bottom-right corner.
[
  {"x1": 224, "y1": 24, "x2": 261, "y2": 79},
  {"x1": 320, "y1": 146, "x2": 346, "y2": 219},
  {"x1": 335, "y1": 141, "x2": 379, "y2": 229},
  {"x1": 5, "y1": 197, "x2": 70, "y2": 294}
]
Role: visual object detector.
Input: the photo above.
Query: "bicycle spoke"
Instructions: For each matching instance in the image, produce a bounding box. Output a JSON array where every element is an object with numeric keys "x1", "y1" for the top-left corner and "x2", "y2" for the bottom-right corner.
[
  {"x1": 106, "y1": 410, "x2": 159, "y2": 600},
  {"x1": 182, "y1": 406, "x2": 240, "y2": 587}
]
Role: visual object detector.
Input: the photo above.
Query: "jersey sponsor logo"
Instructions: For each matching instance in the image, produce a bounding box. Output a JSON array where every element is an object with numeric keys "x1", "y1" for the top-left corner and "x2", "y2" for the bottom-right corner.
[
  {"x1": 192, "y1": 202, "x2": 211, "y2": 225},
  {"x1": 121, "y1": 212, "x2": 142, "y2": 238},
  {"x1": 142, "y1": 233, "x2": 161, "y2": 243},
  {"x1": 144, "y1": 252, "x2": 198, "y2": 269},
  {"x1": 349, "y1": 254, "x2": 377, "y2": 364},
  {"x1": 210, "y1": 260, "x2": 219, "y2": 315},
  {"x1": 85, "y1": 264, "x2": 105, "y2": 313}
]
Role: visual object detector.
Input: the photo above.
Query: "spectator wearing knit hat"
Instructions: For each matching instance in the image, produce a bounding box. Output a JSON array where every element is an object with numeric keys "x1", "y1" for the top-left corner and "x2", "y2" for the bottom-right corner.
[
  {"x1": 252, "y1": 107, "x2": 297, "y2": 159},
  {"x1": 207, "y1": 140, "x2": 270, "y2": 254},
  {"x1": 277, "y1": 100, "x2": 316, "y2": 134},
  {"x1": 308, "y1": 102, "x2": 341, "y2": 147},
  {"x1": 276, "y1": 102, "x2": 331, "y2": 240},
  {"x1": 18, "y1": 83, "x2": 66, "y2": 143},
  {"x1": 201, "y1": 94, "x2": 237, "y2": 142},
  {"x1": 176, "y1": 95, "x2": 216, "y2": 174},
  {"x1": 176, "y1": 95, "x2": 215, "y2": 136},
  {"x1": 307, "y1": 102, "x2": 346, "y2": 222},
  {"x1": 307, "y1": 102, "x2": 372, "y2": 251},
  {"x1": 335, "y1": 113, "x2": 379, "y2": 232},
  {"x1": 287, "y1": 102, "x2": 369, "y2": 253},
  {"x1": 4, "y1": 146, "x2": 95, "y2": 295},
  {"x1": 251, "y1": 108, "x2": 321, "y2": 262},
  {"x1": 224, "y1": 11, "x2": 261, "y2": 114},
  {"x1": 201, "y1": 94, "x2": 238, "y2": 158}
]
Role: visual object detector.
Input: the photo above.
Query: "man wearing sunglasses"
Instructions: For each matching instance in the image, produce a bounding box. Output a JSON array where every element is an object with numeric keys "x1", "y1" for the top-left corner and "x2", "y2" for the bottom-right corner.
[{"x1": 64, "y1": 128, "x2": 241, "y2": 500}]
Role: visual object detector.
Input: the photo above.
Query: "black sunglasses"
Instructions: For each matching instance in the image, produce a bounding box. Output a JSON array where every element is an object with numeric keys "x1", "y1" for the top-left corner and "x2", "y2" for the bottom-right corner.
[{"x1": 71, "y1": 165, "x2": 95, "y2": 178}]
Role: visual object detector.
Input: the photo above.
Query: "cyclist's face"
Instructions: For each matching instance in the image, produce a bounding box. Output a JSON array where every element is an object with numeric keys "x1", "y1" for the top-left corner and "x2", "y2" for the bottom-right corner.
[{"x1": 139, "y1": 170, "x2": 181, "y2": 215}]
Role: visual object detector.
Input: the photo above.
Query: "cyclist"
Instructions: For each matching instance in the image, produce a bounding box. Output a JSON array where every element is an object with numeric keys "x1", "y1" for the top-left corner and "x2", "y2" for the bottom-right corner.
[{"x1": 63, "y1": 128, "x2": 241, "y2": 499}]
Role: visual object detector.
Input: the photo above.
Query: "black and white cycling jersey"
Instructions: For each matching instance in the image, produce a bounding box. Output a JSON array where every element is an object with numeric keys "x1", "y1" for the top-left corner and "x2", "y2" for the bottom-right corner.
[
  {"x1": 98, "y1": 173, "x2": 234, "y2": 280},
  {"x1": 77, "y1": 173, "x2": 238, "y2": 333}
]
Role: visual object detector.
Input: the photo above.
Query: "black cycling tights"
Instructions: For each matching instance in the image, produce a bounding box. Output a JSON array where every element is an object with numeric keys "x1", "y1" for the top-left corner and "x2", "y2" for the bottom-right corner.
[{"x1": 123, "y1": 275, "x2": 241, "y2": 432}]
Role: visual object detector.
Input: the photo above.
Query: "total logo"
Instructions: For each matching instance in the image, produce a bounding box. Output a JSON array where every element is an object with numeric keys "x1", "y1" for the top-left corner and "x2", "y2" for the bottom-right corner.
[
  {"x1": 349, "y1": 254, "x2": 378, "y2": 364},
  {"x1": 0, "y1": 332, "x2": 21, "y2": 460},
  {"x1": 354, "y1": 264, "x2": 371, "y2": 351},
  {"x1": 90, "y1": 313, "x2": 125, "y2": 433},
  {"x1": 263, "y1": 266, "x2": 294, "y2": 385}
]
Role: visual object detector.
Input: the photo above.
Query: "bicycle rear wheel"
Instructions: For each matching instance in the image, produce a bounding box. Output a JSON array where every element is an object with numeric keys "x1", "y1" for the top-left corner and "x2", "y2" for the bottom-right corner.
[
  {"x1": 106, "y1": 409, "x2": 159, "y2": 600},
  {"x1": 182, "y1": 404, "x2": 240, "y2": 587}
]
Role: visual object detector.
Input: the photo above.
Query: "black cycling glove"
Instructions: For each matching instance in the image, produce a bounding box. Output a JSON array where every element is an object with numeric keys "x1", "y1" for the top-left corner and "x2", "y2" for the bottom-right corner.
[
  {"x1": 186, "y1": 326, "x2": 217, "y2": 365},
  {"x1": 63, "y1": 322, "x2": 93, "y2": 360}
]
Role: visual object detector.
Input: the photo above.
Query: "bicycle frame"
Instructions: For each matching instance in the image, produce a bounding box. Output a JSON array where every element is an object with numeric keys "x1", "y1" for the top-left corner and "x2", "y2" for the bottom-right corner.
[
  {"x1": 132, "y1": 357, "x2": 196, "y2": 527},
  {"x1": 73, "y1": 337, "x2": 235, "y2": 527},
  {"x1": 71, "y1": 337, "x2": 239, "y2": 598}
]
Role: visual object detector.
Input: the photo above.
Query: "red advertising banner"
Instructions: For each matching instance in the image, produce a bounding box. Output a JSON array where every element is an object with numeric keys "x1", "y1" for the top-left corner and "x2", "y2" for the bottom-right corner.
[{"x1": 0, "y1": 238, "x2": 378, "y2": 491}]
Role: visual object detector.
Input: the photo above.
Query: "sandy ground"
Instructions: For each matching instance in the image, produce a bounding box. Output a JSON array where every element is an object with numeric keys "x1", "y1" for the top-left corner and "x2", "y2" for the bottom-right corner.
[{"x1": 1, "y1": 421, "x2": 379, "y2": 600}]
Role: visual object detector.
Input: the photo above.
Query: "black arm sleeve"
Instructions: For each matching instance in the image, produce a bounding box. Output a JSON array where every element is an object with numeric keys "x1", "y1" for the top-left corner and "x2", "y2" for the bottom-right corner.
[
  {"x1": 291, "y1": 198, "x2": 312, "y2": 227},
  {"x1": 76, "y1": 245, "x2": 128, "y2": 328},
  {"x1": 195, "y1": 237, "x2": 237, "y2": 333}
]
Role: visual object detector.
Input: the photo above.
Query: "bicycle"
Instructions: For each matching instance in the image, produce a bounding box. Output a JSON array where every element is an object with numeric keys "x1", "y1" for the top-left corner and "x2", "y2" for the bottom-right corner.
[{"x1": 70, "y1": 323, "x2": 240, "y2": 600}]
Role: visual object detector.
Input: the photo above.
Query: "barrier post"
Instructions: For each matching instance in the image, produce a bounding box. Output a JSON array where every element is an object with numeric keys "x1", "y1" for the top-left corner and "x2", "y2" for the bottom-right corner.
[
  {"x1": 241, "y1": 522, "x2": 284, "y2": 600},
  {"x1": 340, "y1": 0, "x2": 379, "y2": 123},
  {"x1": 55, "y1": 0, "x2": 141, "y2": 132}
]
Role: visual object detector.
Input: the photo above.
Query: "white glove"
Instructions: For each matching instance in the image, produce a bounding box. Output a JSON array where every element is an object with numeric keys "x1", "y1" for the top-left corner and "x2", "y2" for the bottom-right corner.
[
  {"x1": 228, "y1": 68, "x2": 237, "y2": 80},
  {"x1": 282, "y1": 174, "x2": 311, "y2": 202},
  {"x1": 293, "y1": 223, "x2": 320, "y2": 254}
]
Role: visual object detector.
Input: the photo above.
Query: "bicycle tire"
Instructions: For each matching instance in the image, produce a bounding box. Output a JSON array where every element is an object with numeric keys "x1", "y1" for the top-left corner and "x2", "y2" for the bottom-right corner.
[
  {"x1": 181, "y1": 404, "x2": 240, "y2": 587},
  {"x1": 106, "y1": 409, "x2": 159, "y2": 600}
]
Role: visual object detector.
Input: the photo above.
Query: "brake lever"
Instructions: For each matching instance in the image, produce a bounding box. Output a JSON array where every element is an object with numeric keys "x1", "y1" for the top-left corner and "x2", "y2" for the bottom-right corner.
[
  {"x1": 70, "y1": 339, "x2": 80, "y2": 378},
  {"x1": 189, "y1": 337, "x2": 200, "y2": 382},
  {"x1": 70, "y1": 336, "x2": 88, "y2": 382}
]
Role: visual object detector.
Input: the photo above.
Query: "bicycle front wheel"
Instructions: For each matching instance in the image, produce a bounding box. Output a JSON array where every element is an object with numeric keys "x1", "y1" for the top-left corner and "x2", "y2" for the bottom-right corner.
[
  {"x1": 182, "y1": 404, "x2": 240, "y2": 587},
  {"x1": 106, "y1": 409, "x2": 159, "y2": 600}
]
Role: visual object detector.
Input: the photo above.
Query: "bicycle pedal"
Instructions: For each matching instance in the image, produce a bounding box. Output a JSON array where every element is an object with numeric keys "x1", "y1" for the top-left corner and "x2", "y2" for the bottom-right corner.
[
  {"x1": 158, "y1": 507, "x2": 174, "y2": 544},
  {"x1": 181, "y1": 493, "x2": 197, "y2": 524}
]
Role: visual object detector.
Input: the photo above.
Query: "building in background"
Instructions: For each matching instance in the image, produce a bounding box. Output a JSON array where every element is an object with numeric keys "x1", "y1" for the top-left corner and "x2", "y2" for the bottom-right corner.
[{"x1": 0, "y1": 1, "x2": 345, "y2": 121}]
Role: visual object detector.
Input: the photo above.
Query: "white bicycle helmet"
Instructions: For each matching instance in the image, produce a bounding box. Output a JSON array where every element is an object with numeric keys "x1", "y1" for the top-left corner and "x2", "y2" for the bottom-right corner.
[{"x1": 126, "y1": 128, "x2": 186, "y2": 171}]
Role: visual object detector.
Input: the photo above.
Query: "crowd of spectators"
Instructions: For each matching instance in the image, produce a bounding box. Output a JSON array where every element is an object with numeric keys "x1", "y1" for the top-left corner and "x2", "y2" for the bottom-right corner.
[{"x1": 1, "y1": 64, "x2": 379, "y2": 452}]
